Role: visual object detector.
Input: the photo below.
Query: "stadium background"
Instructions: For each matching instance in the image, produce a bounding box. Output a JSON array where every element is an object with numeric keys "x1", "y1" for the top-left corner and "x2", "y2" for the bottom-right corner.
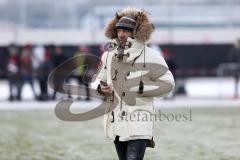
[{"x1": 0, "y1": 0, "x2": 240, "y2": 160}]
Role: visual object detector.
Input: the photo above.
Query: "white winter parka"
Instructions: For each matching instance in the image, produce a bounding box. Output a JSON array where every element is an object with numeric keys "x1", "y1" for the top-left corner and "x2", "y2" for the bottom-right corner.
[{"x1": 96, "y1": 37, "x2": 175, "y2": 141}]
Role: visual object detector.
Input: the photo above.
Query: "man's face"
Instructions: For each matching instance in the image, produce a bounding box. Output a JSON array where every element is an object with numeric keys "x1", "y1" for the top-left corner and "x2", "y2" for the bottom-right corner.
[{"x1": 117, "y1": 29, "x2": 133, "y2": 44}]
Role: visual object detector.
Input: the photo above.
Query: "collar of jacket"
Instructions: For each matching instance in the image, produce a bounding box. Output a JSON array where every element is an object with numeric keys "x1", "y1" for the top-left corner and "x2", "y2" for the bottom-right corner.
[
  {"x1": 111, "y1": 37, "x2": 146, "y2": 63},
  {"x1": 125, "y1": 37, "x2": 145, "y2": 63}
]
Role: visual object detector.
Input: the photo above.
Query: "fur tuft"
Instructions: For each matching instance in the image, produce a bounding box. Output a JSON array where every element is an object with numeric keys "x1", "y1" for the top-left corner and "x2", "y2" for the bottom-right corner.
[{"x1": 105, "y1": 7, "x2": 154, "y2": 42}]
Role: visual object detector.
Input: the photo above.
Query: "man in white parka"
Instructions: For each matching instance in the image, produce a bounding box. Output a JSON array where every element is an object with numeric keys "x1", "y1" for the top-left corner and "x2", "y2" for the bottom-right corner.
[{"x1": 96, "y1": 7, "x2": 175, "y2": 160}]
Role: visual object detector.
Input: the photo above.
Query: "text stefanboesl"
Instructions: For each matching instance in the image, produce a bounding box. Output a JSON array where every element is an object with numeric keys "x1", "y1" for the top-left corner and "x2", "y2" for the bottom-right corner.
[{"x1": 117, "y1": 109, "x2": 192, "y2": 122}]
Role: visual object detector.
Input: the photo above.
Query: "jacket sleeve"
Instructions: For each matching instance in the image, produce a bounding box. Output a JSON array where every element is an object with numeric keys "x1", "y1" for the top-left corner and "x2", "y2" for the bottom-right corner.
[
  {"x1": 138, "y1": 70, "x2": 175, "y2": 98},
  {"x1": 139, "y1": 51, "x2": 175, "y2": 97},
  {"x1": 91, "y1": 52, "x2": 108, "y2": 90}
]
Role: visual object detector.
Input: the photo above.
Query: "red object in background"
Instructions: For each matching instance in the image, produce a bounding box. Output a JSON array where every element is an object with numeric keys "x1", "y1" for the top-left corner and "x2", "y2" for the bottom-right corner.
[
  {"x1": 24, "y1": 43, "x2": 33, "y2": 49},
  {"x1": 44, "y1": 49, "x2": 51, "y2": 61},
  {"x1": 162, "y1": 47, "x2": 170, "y2": 58},
  {"x1": 79, "y1": 45, "x2": 88, "y2": 53},
  {"x1": 9, "y1": 54, "x2": 17, "y2": 64}
]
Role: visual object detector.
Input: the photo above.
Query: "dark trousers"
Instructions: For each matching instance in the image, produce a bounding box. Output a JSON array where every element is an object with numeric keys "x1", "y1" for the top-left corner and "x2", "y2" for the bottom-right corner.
[
  {"x1": 114, "y1": 136, "x2": 148, "y2": 160},
  {"x1": 78, "y1": 76, "x2": 90, "y2": 99},
  {"x1": 8, "y1": 79, "x2": 22, "y2": 100},
  {"x1": 39, "y1": 78, "x2": 49, "y2": 100}
]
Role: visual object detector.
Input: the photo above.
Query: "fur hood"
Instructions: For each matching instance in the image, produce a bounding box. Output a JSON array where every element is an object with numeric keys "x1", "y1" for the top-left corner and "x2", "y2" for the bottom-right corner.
[{"x1": 105, "y1": 7, "x2": 155, "y2": 43}]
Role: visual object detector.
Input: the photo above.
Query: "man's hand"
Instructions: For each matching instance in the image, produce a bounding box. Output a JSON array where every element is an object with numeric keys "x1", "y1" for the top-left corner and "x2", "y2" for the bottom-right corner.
[{"x1": 100, "y1": 83, "x2": 113, "y2": 96}]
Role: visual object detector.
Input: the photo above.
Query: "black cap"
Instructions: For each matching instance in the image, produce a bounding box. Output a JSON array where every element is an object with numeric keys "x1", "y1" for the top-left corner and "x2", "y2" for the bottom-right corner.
[{"x1": 116, "y1": 16, "x2": 136, "y2": 31}]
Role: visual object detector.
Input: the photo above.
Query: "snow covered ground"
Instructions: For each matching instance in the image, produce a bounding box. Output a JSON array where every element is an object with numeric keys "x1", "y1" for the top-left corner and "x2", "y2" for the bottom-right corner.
[
  {"x1": 1, "y1": 77, "x2": 240, "y2": 110},
  {"x1": 0, "y1": 107, "x2": 240, "y2": 160},
  {"x1": 1, "y1": 78, "x2": 240, "y2": 160}
]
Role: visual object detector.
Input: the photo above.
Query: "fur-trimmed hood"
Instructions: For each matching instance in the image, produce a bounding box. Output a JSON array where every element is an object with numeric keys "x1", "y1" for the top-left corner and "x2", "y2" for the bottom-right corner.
[{"x1": 105, "y1": 7, "x2": 155, "y2": 43}]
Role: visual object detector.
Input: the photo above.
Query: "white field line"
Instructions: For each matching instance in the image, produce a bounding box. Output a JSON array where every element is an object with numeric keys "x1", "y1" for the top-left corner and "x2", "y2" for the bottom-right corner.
[{"x1": 0, "y1": 98, "x2": 240, "y2": 111}]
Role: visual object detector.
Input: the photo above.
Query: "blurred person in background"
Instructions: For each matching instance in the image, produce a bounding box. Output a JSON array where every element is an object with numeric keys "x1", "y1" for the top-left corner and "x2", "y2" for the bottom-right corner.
[
  {"x1": 228, "y1": 38, "x2": 240, "y2": 98},
  {"x1": 6, "y1": 44, "x2": 21, "y2": 101},
  {"x1": 36, "y1": 47, "x2": 52, "y2": 101},
  {"x1": 51, "y1": 46, "x2": 69, "y2": 99},
  {"x1": 32, "y1": 45, "x2": 45, "y2": 74},
  {"x1": 162, "y1": 47, "x2": 177, "y2": 99},
  {"x1": 73, "y1": 45, "x2": 91, "y2": 101},
  {"x1": 96, "y1": 7, "x2": 175, "y2": 160},
  {"x1": 32, "y1": 45, "x2": 47, "y2": 100},
  {"x1": 18, "y1": 44, "x2": 37, "y2": 100}
]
